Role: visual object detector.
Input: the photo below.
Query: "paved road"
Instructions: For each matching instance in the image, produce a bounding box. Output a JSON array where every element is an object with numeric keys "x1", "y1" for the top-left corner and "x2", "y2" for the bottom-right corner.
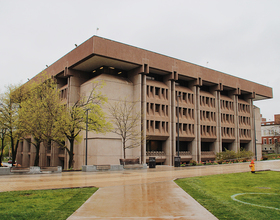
[{"x1": 0, "y1": 160, "x2": 279, "y2": 219}]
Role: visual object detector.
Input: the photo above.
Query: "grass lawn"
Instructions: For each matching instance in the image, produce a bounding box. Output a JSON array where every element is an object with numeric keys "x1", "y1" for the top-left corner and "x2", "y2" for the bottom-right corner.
[
  {"x1": 0, "y1": 187, "x2": 98, "y2": 220},
  {"x1": 175, "y1": 171, "x2": 280, "y2": 220}
]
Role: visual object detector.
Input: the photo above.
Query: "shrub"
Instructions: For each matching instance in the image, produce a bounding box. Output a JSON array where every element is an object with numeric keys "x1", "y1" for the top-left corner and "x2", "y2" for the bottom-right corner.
[
  {"x1": 216, "y1": 148, "x2": 254, "y2": 162},
  {"x1": 237, "y1": 148, "x2": 254, "y2": 159},
  {"x1": 216, "y1": 149, "x2": 236, "y2": 161},
  {"x1": 190, "y1": 160, "x2": 197, "y2": 166}
]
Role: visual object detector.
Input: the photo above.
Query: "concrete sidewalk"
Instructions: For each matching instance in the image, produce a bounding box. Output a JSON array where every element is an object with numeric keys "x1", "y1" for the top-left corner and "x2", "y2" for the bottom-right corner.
[
  {"x1": 67, "y1": 181, "x2": 217, "y2": 219},
  {"x1": 1, "y1": 160, "x2": 280, "y2": 219},
  {"x1": 66, "y1": 160, "x2": 279, "y2": 220}
]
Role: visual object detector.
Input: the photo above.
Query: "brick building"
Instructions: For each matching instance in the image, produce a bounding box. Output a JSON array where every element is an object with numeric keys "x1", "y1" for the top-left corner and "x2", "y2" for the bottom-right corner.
[
  {"x1": 16, "y1": 36, "x2": 272, "y2": 169},
  {"x1": 261, "y1": 114, "x2": 280, "y2": 154}
]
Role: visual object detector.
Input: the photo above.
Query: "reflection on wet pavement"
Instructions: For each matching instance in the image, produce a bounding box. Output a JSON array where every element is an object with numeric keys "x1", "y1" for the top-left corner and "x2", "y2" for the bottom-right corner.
[{"x1": 1, "y1": 160, "x2": 279, "y2": 219}]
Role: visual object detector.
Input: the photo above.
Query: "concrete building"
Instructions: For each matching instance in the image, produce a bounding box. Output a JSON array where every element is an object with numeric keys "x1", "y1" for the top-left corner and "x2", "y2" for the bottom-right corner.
[
  {"x1": 16, "y1": 36, "x2": 272, "y2": 169},
  {"x1": 261, "y1": 114, "x2": 280, "y2": 154}
]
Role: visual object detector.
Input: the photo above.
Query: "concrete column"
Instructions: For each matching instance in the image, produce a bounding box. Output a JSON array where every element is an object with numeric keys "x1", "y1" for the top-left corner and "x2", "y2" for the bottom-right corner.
[
  {"x1": 193, "y1": 86, "x2": 200, "y2": 162},
  {"x1": 128, "y1": 65, "x2": 147, "y2": 164},
  {"x1": 164, "y1": 79, "x2": 172, "y2": 165},
  {"x1": 39, "y1": 142, "x2": 47, "y2": 167},
  {"x1": 16, "y1": 141, "x2": 23, "y2": 166},
  {"x1": 126, "y1": 71, "x2": 142, "y2": 160},
  {"x1": 214, "y1": 90, "x2": 222, "y2": 153},
  {"x1": 68, "y1": 76, "x2": 80, "y2": 106},
  {"x1": 30, "y1": 137, "x2": 37, "y2": 167},
  {"x1": 233, "y1": 95, "x2": 239, "y2": 152},
  {"x1": 51, "y1": 141, "x2": 60, "y2": 166},
  {"x1": 66, "y1": 70, "x2": 89, "y2": 106},
  {"x1": 171, "y1": 80, "x2": 176, "y2": 165},
  {"x1": 140, "y1": 73, "x2": 146, "y2": 164},
  {"x1": 22, "y1": 139, "x2": 30, "y2": 167}
]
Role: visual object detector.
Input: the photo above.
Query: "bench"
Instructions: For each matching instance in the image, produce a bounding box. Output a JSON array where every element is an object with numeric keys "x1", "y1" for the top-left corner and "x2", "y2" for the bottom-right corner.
[{"x1": 120, "y1": 158, "x2": 139, "y2": 165}]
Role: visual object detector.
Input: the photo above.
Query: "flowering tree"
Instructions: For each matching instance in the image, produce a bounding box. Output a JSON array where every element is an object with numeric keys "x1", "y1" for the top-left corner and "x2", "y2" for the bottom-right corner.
[
  {"x1": 56, "y1": 81, "x2": 111, "y2": 168},
  {"x1": 0, "y1": 84, "x2": 25, "y2": 166},
  {"x1": 19, "y1": 77, "x2": 63, "y2": 166}
]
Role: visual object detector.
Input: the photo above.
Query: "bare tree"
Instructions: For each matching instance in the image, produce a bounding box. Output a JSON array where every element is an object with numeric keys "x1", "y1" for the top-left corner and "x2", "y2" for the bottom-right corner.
[{"x1": 109, "y1": 99, "x2": 142, "y2": 159}]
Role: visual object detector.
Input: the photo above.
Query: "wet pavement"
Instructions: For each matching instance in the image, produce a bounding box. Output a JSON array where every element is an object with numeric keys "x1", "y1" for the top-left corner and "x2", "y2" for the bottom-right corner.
[{"x1": 1, "y1": 160, "x2": 280, "y2": 219}]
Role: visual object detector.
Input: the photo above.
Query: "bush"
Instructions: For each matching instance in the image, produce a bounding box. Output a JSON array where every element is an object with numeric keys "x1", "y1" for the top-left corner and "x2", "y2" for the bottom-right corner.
[
  {"x1": 216, "y1": 148, "x2": 254, "y2": 162},
  {"x1": 216, "y1": 149, "x2": 236, "y2": 161},
  {"x1": 190, "y1": 160, "x2": 196, "y2": 166},
  {"x1": 237, "y1": 148, "x2": 254, "y2": 159}
]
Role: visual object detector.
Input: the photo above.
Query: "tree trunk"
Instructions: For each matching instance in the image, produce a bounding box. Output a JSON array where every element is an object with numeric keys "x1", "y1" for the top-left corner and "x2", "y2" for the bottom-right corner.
[
  {"x1": 10, "y1": 136, "x2": 19, "y2": 166},
  {"x1": 0, "y1": 145, "x2": 3, "y2": 167},
  {"x1": 123, "y1": 139, "x2": 126, "y2": 160},
  {"x1": 13, "y1": 140, "x2": 19, "y2": 165},
  {"x1": 0, "y1": 134, "x2": 4, "y2": 167},
  {"x1": 34, "y1": 143, "x2": 40, "y2": 166},
  {"x1": 68, "y1": 139, "x2": 74, "y2": 169},
  {"x1": 10, "y1": 134, "x2": 15, "y2": 165}
]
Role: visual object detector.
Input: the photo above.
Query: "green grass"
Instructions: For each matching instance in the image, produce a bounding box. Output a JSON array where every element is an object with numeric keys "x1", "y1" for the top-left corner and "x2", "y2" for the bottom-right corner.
[
  {"x1": 175, "y1": 171, "x2": 280, "y2": 220},
  {"x1": 0, "y1": 187, "x2": 98, "y2": 220}
]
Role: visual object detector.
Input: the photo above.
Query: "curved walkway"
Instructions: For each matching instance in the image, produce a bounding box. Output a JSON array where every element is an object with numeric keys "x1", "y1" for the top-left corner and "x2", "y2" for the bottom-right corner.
[{"x1": 1, "y1": 160, "x2": 280, "y2": 219}]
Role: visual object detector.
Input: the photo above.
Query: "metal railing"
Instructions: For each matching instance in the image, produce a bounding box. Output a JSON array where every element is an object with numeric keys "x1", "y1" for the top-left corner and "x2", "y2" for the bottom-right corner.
[
  {"x1": 178, "y1": 151, "x2": 191, "y2": 156},
  {"x1": 146, "y1": 151, "x2": 165, "y2": 156}
]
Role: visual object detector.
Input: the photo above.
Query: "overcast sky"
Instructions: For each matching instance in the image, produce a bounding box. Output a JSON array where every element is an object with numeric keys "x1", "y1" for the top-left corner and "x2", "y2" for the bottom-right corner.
[{"x1": 1, "y1": 0, "x2": 279, "y2": 120}]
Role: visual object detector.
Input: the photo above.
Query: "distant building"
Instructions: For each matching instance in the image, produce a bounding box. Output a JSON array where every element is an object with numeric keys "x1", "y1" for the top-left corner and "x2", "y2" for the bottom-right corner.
[
  {"x1": 17, "y1": 36, "x2": 272, "y2": 169},
  {"x1": 261, "y1": 114, "x2": 280, "y2": 154}
]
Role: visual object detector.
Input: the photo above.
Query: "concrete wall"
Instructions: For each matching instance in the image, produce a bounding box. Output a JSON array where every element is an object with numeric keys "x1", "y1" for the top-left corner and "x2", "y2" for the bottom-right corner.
[{"x1": 75, "y1": 73, "x2": 140, "y2": 167}]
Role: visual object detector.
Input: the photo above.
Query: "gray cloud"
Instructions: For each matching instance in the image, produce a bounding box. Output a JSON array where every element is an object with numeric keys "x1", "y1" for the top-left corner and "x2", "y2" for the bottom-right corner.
[{"x1": 0, "y1": 0, "x2": 279, "y2": 119}]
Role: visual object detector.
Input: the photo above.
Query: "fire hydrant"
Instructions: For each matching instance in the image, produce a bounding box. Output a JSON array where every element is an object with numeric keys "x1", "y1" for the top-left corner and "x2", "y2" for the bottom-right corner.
[{"x1": 249, "y1": 160, "x2": 255, "y2": 173}]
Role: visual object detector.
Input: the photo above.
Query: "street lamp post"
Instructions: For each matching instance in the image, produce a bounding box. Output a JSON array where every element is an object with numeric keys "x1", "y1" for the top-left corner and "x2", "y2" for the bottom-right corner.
[
  {"x1": 253, "y1": 106, "x2": 257, "y2": 161},
  {"x1": 85, "y1": 109, "x2": 89, "y2": 166}
]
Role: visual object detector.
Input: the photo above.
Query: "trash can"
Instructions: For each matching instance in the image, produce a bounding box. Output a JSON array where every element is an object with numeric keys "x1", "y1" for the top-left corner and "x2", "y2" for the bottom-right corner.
[
  {"x1": 149, "y1": 157, "x2": 156, "y2": 168},
  {"x1": 174, "y1": 156, "x2": 181, "y2": 167}
]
